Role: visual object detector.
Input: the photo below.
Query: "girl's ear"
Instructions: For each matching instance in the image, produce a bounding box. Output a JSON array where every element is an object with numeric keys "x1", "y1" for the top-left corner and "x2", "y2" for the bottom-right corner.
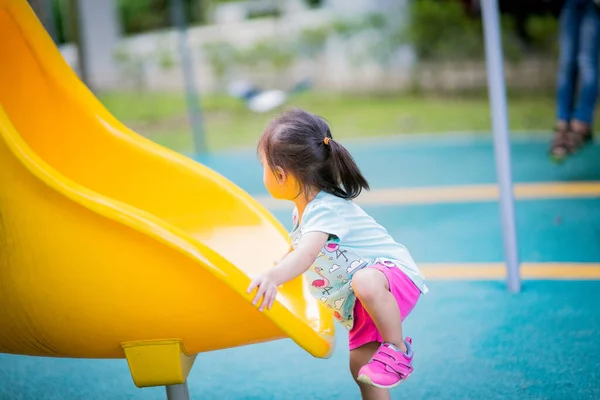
[{"x1": 274, "y1": 166, "x2": 287, "y2": 184}]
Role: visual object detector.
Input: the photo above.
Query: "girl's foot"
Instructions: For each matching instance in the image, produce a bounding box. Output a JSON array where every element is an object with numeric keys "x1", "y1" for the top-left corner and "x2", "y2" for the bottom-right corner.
[{"x1": 356, "y1": 338, "x2": 414, "y2": 389}]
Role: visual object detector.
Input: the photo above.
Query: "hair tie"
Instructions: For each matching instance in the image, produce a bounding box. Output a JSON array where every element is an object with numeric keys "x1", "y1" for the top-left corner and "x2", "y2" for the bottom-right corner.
[{"x1": 323, "y1": 137, "x2": 331, "y2": 145}]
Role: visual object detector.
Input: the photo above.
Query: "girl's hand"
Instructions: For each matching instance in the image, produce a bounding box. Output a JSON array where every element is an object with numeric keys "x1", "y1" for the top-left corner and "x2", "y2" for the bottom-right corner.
[
  {"x1": 247, "y1": 273, "x2": 278, "y2": 312},
  {"x1": 247, "y1": 233, "x2": 327, "y2": 311}
]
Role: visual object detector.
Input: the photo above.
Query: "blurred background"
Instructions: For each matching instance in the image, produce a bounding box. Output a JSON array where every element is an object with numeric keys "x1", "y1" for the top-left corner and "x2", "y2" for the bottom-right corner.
[{"x1": 26, "y1": 0, "x2": 583, "y2": 153}]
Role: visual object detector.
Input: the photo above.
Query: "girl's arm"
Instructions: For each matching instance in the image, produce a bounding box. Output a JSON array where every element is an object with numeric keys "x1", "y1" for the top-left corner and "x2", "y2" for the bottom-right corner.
[
  {"x1": 272, "y1": 245, "x2": 294, "y2": 266},
  {"x1": 247, "y1": 231, "x2": 329, "y2": 311},
  {"x1": 269, "y1": 231, "x2": 329, "y2": 285}
]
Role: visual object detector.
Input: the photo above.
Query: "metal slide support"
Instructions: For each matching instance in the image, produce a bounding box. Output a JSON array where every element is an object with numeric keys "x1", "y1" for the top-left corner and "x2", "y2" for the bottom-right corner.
[
  {"x1": 166, "y1": 382, "x2": 190, "y2": 400},
  {"x1": 170, "y1": 0, "x2": 207, "y2": 155},
  {"x1": 481, "y1": 0, "x2": 521, "y2": 293}
]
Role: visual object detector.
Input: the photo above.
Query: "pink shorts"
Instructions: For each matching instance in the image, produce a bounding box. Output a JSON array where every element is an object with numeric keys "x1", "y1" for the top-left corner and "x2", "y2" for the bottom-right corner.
[{"x1": 348, "y1": 262, "x2": 421, "y2": 351}]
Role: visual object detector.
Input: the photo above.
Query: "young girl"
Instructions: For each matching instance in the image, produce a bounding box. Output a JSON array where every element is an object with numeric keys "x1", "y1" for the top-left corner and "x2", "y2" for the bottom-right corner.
[{"x1": 247, "y1": 108, "x2": 427, "y2": 400}]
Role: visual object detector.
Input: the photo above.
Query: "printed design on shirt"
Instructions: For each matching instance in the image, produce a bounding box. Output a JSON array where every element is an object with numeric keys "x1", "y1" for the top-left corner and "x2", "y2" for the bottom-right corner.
[
  {"x1": 347, "y1": 259, "x2": 366, "y2": 275},
  {"x1": 334, "y1": 297, "x2": 346, "y2": 310},
  {"x1": 329, "y1": 264, "x2": 341, "y2": 274},
  {"x1": 305, "y1": 236, "x2": 370, "y2": 331},
  {"x1": 288, "y1": 212, "x2": 374, "y2": 331},
  {"x1": 323, "y1": 236, "x2": 349, "y2": 263},
  {"x1": 311, "y1": 267, "x2": 333, "y2": 295}
]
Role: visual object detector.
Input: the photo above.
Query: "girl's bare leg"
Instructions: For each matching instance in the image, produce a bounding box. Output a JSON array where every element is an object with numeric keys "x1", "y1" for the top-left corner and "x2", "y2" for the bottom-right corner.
[{"x1": 349, "y1": 342, "x2": 391, "y2": 400}]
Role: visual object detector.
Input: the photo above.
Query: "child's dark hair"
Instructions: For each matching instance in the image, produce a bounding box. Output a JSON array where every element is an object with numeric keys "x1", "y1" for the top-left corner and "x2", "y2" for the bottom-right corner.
[{"x1": 258, "y1": 108, "x2": 370, "y2": 200}]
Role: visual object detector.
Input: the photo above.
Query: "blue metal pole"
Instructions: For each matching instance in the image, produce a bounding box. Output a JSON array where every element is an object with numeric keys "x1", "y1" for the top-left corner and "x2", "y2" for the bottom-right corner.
[
  {"x1": 170, "y1": 0, "x2": 207, "y2": 155},
  {"x1": 481, "y1": 0, "x2": 521, "y2": 293}
]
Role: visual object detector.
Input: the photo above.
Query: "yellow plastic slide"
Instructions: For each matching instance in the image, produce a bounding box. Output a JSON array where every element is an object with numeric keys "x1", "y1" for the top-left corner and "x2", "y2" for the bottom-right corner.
[{"x1": 0, "y1": 0, "x2": 334, "y2": 388}]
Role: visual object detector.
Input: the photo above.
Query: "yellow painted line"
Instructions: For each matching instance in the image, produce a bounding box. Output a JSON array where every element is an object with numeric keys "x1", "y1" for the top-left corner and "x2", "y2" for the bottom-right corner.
[
  {"x1": 420, "y1": 263, "x2": 600, "y2": 280},
  {"x1": 256, "y1": 181, "x2": 600, "y2": 209}
]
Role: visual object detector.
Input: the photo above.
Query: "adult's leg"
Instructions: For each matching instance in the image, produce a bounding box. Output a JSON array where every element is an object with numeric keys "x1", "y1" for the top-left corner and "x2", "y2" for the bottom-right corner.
[
  {"x1": 552, "y1": 0, "x2": 585, "y2": 158},
  {"x1": 572, "y1": 1, "x2": 600, "y2": 128},
  {"x1": 556, "y1": 0, "x2": 582, "y2": 123}
]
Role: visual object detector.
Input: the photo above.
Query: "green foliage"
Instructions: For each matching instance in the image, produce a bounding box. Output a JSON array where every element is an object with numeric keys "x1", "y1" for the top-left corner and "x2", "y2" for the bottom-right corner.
[
  {"x1": 400, "y1": 0, "x2": 555, "y2": 63},
  {"x1": 327, "y1": 12, "x2": 401, "y2": 66},
  {"x1": 402, "y1": 0, "x2": 485, "y2": 61},
  {"x1": 48, "y1": 0, "x2": 207, "y2": 43},
  {"x1": 236, "y1": 39, "x2": 295, "y2": 72},
  {"x1": 117, "y1": 0, "x2": 169, "y2": 35},
  {"x1": 112, "y1": 44, "x2": 149, "y2": 89},
  {"x1": 498, "y1": 15, "x2": 526, "y2": 63},
  {"x1": 305, "y1": 0, "x2": 323, "y2": 8},
  {"x1": 202, "y1": 27, "x2": 326, "y2": 81},
  {"x1": 247, "y1": 7, "x2": 281, "y2": 20},
  {"x1": 201, "y1": 42, "x2": 237, "y2": 80},
  {"x1": 527, "y1": 15, "x2": 559, "y2": 56},
  {"x1": 155, "y1": 39, "x2": 176, "y2": 70},
  {"x1": 296, "y1": 26, "x2": 330, "y2": 58},
  {"x1": 50, "y1": 0, "x2": 67, "y2": 43},
  {"x1": 116, "y1": 0, "x2": 205, "y2": 35},
  {"x1": 331, "y1": 12, "x2": 387, "y2": 38}
]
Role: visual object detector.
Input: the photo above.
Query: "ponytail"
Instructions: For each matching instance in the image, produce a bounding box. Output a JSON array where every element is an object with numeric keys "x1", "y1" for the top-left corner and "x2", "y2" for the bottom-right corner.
[
  {"x1": 328, "y1": 139, "x2": 370, "y2": 199},
  {"x1": 259, "y1": 108, "x2": 370, "y2": 201}
]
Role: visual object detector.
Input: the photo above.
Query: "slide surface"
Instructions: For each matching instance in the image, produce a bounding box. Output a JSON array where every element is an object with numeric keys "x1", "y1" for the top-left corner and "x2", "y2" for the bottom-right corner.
[{"x1": 0, "y1": 0, "x2": 334, "y2": 361}]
